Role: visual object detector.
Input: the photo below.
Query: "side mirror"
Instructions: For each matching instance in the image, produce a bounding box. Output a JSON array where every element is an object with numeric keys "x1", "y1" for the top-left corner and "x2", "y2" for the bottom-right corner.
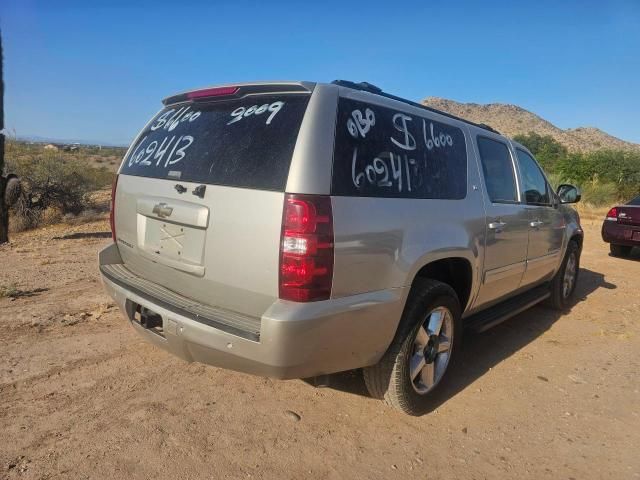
[{"x1": 557, "y1": 183, "x2": 581, "y2": 204}]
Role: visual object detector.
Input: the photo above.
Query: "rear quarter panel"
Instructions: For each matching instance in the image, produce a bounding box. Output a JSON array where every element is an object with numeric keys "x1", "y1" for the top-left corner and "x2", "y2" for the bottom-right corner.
[{"x1": 331, "y1": 195, "x2": 486, "y2": 302}]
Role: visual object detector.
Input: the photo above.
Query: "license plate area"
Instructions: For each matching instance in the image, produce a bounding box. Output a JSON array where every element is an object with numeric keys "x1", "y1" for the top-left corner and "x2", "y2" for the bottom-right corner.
[
  {"x1": 633, "y1": 231, "x2": 640, "y2": 241},
  {"x1": 143, "y1": 217, "x2": 205, "y2": 263},
  {"x1": 135, "y1": 196, "x2": 209, "y2": 276},
  {"x1": 137, "y1": 215, "x2": 207, "y2": 276}
]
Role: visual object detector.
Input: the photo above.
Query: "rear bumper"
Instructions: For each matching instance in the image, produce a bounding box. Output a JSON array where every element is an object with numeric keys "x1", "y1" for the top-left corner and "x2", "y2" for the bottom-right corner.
[
  {"x1": 99, "y1": 243, "x2": 405, "y2": 379},
  {"x1": 601, "y1": 221, "x2": 640, "y2": 246}
]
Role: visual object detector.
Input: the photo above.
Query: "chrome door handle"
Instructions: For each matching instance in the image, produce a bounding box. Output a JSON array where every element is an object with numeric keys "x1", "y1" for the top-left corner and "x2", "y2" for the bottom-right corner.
[
  {"x1": 530, "y1": 220, "x2": 544, "y2": 228},
  {"x1": 488, "y1": 221, "x2": 507, "y2": 232}
]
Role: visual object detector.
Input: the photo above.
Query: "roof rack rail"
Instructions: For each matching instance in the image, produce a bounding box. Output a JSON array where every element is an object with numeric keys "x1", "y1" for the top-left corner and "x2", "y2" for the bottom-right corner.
[{"x1": 331, "y1": 79, "x2": 499, "y2": 134}]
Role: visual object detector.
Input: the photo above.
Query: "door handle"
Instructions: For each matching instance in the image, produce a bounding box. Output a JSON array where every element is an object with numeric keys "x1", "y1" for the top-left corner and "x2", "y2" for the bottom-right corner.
[
  {"x1": 488, "y1": 221, "x2": 507, "y2": 232},
  {"x1": 530, "y1": 220, "x2": 544, "y2": 228}
]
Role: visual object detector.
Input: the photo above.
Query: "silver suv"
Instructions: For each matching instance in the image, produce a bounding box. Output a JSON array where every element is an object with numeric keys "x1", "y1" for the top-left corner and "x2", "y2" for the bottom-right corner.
[{"x1": 99, "y1": 81, "x2": 583, "y2": 415}]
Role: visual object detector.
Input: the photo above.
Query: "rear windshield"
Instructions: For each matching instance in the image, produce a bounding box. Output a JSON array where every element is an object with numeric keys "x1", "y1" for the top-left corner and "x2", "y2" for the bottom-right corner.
[
  {"x1": 627, "y1": 195, "x2": 640, "y2": 206},
  {"x1": 120, "y1": 94, "x2": 310, "y2": 191},
  {"x1": 332, "y1": 98, "x2": 467, "y2": 199}
]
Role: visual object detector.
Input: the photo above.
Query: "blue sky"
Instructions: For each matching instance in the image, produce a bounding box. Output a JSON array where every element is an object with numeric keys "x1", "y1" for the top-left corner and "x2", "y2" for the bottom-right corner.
[{"x1": 1, "y1": 0, "x2": 639, "y2": 146}]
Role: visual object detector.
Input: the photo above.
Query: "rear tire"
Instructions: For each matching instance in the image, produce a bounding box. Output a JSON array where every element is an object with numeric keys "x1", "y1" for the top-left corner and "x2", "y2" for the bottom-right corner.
[
  {"x1": 363, "y1": 279, "x2": 462, "y2": 416},
  {"x1": 547, "y1": 240, "x2": 580, "y2": 310},
  {"x1": 610, "y1": 244, "x2": 632, "y2": 257}
]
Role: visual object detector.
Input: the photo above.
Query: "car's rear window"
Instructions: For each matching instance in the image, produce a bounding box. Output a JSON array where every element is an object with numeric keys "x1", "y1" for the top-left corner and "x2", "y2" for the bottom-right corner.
[
  {"x1": 627, "y1": 195, "x2": 640, "y2": 206},
  {"x1": 120, "y1": 94, "x2": 310, "y2": 191},
  {"x1": 332, "y1": 98, "x2": 467, "y2": 199}
]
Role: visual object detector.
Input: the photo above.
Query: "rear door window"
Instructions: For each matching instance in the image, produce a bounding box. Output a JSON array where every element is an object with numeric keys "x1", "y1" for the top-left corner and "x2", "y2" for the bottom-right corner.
[
  {"x1": 332, "y1": 98, "x2": 467, "y2": 199},
  {"x1": 120, "y1": 94, "x2": 310, "y2": 191},
  {"x1": 476, "y1": 137, "x2": 519, "y2": 203}
]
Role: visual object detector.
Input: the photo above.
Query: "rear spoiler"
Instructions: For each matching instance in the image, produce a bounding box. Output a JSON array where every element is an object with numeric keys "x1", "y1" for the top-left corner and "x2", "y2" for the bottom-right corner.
[{"x1": 163, "y1": 82, "x2": 315, "y2": 106}]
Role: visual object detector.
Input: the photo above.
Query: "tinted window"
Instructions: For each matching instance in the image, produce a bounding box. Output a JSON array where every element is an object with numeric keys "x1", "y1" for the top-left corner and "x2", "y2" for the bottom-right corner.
[
  {"x1": 477, "y1": 137, "x2": 518, "y2": 203},
  {"x1": 516, "y1": 149, "x2": 550, "y2": 205},
  {"x1": 627, "y1": 195, "x2": 640, "y2": 206},
  {"x1": 120, "y1": 94, "x2": 310, "y2": 191},
  {"x1": 332, "y1": 98, "x2": 467, "y2": 199}
]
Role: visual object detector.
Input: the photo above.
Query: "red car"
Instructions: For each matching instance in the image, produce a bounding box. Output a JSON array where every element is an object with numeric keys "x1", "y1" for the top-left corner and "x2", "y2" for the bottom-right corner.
[{"x1": 602, "y1": 195, "x2": 640, "y2": 257}]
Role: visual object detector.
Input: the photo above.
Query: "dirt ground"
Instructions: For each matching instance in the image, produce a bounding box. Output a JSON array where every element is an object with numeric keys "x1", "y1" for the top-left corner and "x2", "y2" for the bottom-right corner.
[{"x1": 1, "y1": 218, "x2": 638, "y2": 480}]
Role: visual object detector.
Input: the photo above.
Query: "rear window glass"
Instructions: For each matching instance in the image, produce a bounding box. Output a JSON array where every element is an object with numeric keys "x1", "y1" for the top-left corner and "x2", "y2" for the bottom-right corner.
[
  {"x1": 120, "y1": 94, "x2": 310, "y2": 191},
  {"x1": 627, "y1": 195, "x2": 640, "y2": 206},
  {"x1": 332, "y1": 98, "x2": 467, "y2": 199}
]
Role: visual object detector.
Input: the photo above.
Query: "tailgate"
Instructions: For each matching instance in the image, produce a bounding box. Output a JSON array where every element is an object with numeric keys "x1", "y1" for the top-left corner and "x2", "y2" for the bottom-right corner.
[{"x1": 113, "y1": 90, "x2": 311, "y2": 318}]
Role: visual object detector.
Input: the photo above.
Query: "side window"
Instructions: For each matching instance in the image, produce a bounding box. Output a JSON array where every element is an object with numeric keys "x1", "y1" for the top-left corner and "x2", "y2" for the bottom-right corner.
[
  {"x1": 516, "y1": 149, "x2": 550, "y2": 205},
  {"x1": 476, "y1": 137, "x2": 518, "y2": 203},
  {"x1": 331, "y1": 98, "x2": 467, "y2": 199}
]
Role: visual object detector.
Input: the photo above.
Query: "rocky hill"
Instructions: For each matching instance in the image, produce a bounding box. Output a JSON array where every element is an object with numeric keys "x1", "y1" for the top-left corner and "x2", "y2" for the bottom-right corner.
[{"x1": 422, "y1": 97, "x2": 640, "y2": 153}]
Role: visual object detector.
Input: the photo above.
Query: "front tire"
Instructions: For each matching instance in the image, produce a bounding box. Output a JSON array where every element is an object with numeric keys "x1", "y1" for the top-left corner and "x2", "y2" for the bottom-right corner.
[
  {"x1": 363, "y1": 279, "x2": 462, "y2": 416},
  {"x1": 610, "y1": 244, "x2": 632, "y2": 257}
]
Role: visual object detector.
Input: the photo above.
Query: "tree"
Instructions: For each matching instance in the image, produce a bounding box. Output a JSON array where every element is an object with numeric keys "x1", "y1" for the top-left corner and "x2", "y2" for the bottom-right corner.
[
  {"x1": 513, "y1": 131, "x2": 568, "y2": 172},
  {"x1": 0, "y1": 31, "x2": 7, "y2": 244}
]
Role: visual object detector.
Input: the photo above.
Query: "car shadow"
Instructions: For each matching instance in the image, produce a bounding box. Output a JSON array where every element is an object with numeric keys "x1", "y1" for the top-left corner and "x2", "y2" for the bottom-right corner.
[
  {"x1": 608, "y1": 246, "x2": 640, "y2": 261},
  {"x1": 308, "y1": 268, "x2": 616, "y2": 406}
]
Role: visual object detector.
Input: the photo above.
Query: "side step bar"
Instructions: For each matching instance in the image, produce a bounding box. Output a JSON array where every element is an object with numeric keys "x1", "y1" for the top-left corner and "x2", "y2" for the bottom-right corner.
[{"x1": 465, "y1": 284, "x2": 550, "y2": 333}]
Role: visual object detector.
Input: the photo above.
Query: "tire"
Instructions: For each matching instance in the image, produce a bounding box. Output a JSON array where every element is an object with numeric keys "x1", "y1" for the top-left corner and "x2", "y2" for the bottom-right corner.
[
  {"x1": 363, "y1": 279, "x2": 462, "y2": 416},
  {"x1": 546, "y1": 240, "x2": 580, "y2": 310},
  {"x1": 610, "y1": 244, "x2": 632, "y2": 257}
]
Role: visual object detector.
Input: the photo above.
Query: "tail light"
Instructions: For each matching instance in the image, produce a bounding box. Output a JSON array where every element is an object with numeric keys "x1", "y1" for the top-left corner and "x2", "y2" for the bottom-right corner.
[
  {"x1": 109, "y1": 175, "x2": 119, "y2": 242},
  {"x1": 605, "y1": 207, "x2": 618, "y2": 221},
  {"x1": 279, "y1": 194, "x2": 334, "y2": 302}
]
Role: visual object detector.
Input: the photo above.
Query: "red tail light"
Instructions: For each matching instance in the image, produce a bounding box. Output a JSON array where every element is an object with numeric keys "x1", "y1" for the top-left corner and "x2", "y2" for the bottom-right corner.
[
  {"x1": 109, "y1": 175, "x2": 119, "y2": 242},
  {"x1": 279, "y1": 194, "x2": 334, "y2": 302},
  {"x1": 606, "y1": 207, "x2": 618, "y2": 221}
]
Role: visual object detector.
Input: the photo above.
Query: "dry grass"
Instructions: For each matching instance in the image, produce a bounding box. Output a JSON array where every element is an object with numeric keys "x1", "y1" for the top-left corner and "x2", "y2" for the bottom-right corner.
[
  {"x1": 0, "y1": 283, "x2": 20, "y2": 298},
  {"x1": 575, "y1": 203, "x2": 609, "y2": 224}
]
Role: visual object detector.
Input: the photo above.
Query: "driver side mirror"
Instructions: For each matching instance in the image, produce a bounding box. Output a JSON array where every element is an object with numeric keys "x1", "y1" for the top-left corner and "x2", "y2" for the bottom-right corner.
[{"x1": 557, "y1": 184, "x2": 581, "y2": 204}]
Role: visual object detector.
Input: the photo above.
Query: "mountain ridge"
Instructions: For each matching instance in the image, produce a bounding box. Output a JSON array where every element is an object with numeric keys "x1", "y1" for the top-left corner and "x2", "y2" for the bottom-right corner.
[{"x1": 421, "y1": 97, "x2": 640, "y2": 153}]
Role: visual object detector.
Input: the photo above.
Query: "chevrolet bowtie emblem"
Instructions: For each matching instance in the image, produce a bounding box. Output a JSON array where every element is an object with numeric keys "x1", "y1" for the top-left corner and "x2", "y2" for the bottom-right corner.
[{"x1": 152, "y1": 202, "x2": 173, "y2": 218}]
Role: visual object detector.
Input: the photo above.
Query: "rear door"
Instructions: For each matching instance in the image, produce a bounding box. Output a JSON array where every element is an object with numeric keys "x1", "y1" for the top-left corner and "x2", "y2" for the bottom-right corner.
[
  {"x1": 473, "y1": 135, "x2": 530, "y2": 307},
  {"x1": 114, "y1": 87, "x2": 312, "y2": 318},
  {"x1": 515, "y1": 148, "x2": 564, "y2": 286}
]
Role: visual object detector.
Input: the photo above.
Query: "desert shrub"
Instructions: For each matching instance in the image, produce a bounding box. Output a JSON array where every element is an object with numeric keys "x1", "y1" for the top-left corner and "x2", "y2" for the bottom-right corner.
[
  {"x1": 0, "y1": 283, "x2": 19, "y2": 298},
  {"x1": 578, "y1": 180, "x2": 619, "y2": 207},
  {"x1": 556, "y1": 150, "x2": 640, "y2": 202},
  {"x1": 4, "y1": 144, "x2": 115, "y2": 230}
]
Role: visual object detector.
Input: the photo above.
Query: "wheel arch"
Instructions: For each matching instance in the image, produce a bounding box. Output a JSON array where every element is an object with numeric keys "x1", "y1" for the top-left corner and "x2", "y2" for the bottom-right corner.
[
  {"x1": 410, "y1": 257, "x2": 474, "y2": 312},
  {"x1": 570, "y1": 231, "x2": 584, "y2": 252}
]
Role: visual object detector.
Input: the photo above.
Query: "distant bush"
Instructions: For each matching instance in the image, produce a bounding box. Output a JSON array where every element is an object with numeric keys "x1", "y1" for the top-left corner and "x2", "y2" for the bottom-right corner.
[
  {"x1": 513, "y1": 132, "x2": 568, "y2": 172},
  {"x1": 514, "y1": 132, "x2": 640, "y2": 205},
  {"x1": 4, "y1": 142, "x2": 115, "y2": 230},
  {"x1": 577, "y1": 180, "x2": 619, "y2": 207},
  {"x1": 556, "y1": 150, "x2": 640, "y2": 201}
]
